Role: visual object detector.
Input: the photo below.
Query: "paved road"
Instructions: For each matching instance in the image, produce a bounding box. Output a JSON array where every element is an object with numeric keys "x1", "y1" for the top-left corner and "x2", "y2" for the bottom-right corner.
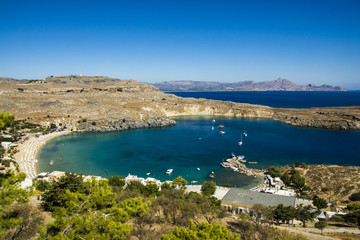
[{"x1": 275, "y1": 226, "x2": 338, "y2": 240}]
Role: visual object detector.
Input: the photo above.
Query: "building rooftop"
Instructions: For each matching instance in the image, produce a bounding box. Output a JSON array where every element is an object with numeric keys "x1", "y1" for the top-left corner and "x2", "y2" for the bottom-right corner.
[
  {"x1": 185, "y1": 185, "x2": 231, "y2": 200},
  {"x1": 221, "y1": 188, "x2": 296, "y2": 208},
  {"x1": 38, "y1": 172, "x2": 49, "y2": 177},
  {"x1": 49, "y1": 171, "x2": 66, "y2": 176}
]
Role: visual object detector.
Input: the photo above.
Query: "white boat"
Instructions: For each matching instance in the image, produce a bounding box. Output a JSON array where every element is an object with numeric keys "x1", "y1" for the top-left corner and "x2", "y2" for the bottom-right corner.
[
  {"x1": 243, "y1": 130, "x2": 247, "y2": 137},
  {"x1": 237, "y1": 155, "x2": 245, "y2": 160},
  {"x1": 238, "y1": 135, "x2": 243, "y2": 146},
  {"x1": 211, "y1": 171, "x2": 215, "y2": 175},
  {"x1": 49, "y1": 160, "x2": 54, "y2": 166},
  {"x1": 146, "y1": 172, "x2": 150, "y2": 176},
  {"x1": 221, "y1": 162, "x2": 232, "y2": 168},
  {"x1": 196, "y1": 168, "x2": 200, "y2": 171},
  {"x1": 166, "y1": 169, "x2": 173, "y2": 175},
  {"x1": 219, "y1": 131, "x2": 226, "y2": 135},
  {"x1": 191, "y1": 180, "x2": 198, "y2": 184},
  {"x1": 212, "y1": 119, "x2": 216, "y2": 123}
]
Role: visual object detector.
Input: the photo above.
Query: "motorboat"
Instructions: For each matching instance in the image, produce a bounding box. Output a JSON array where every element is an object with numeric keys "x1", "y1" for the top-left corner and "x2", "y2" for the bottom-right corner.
[
  {"x1": 219, "y1": 131, "x2": 226, "y2": 135},
  {"x1": 49, "y1": 160, "x2": 54, "y2": 166},
  {"x1": 196, "y1": 168, "x2": 200, "y2": 171},
  {"x1": 146, "y1": 172, "x2": 150, "y2": 176},
  {"x1": 166, "y1": 169, "x2": 173, "y2": 175}
]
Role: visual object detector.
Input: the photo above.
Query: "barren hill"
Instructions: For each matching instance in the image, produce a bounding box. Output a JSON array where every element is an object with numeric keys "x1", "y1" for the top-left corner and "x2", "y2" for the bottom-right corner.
[
  {"x1": 0, "y1": 75, "x2": 359, "y2": 131},
  {"x1": 300, "y1": 165, "x2": 360, "y2": 203}
]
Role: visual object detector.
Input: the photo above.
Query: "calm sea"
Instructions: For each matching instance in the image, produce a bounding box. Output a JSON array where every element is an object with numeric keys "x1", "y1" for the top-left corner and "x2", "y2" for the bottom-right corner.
[
  {"x1": 168, "y1": 91, "x2": 360, "y2": 108},
  {"x1": 38, "y1": 116, "x2": 360, "y2": 188}
]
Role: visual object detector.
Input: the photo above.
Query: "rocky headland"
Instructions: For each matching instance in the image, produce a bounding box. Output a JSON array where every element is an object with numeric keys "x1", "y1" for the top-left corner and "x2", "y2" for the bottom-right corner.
[{"x1": 0, "y1": 75, "x2": 359, "y2": 131}]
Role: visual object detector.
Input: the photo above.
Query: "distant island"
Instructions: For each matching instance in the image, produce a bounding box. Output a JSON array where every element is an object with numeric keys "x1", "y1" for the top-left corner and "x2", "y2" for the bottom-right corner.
[{"x1": 151, "y1": 78, "x2": 345, "y2": 92}]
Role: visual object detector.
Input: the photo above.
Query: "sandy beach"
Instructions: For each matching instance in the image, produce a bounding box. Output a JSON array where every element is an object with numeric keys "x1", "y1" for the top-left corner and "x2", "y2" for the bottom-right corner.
[{"x1": 14, "y1": 130, "x2": 71, "y2": 179}]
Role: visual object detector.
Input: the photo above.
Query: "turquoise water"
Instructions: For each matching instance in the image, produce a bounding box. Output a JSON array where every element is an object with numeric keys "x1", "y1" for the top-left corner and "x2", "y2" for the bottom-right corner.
[{"x1": 38, "y1": 117, "x2": 360, "y2": 188}]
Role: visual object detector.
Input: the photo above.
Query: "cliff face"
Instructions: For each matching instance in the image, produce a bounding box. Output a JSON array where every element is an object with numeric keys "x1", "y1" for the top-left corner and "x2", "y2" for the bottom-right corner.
[{"x1": 0, "y1": 75, "x2": 359, "y2": 131}]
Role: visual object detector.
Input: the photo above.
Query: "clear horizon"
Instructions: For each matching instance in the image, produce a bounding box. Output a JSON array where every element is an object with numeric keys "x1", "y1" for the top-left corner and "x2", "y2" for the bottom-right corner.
[{"x1": 1, "y1": 0, "x2": 360, "y2": 89}]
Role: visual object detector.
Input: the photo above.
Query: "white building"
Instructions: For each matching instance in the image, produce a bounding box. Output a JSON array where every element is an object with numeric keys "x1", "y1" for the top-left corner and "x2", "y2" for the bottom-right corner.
[{"x1": 1, "y1": 142, "x2": 11, "y2": 149}]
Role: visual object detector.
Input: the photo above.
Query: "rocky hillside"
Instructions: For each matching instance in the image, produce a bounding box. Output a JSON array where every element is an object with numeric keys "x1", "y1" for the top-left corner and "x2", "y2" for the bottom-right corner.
[
  {"x1": 300, "y1": 165, "x2": 360, "y2": 203},
  {"x1": 0, "y1": 75, "x2": 359, "y2": 131},
  {"x1": 152, "y1": 78, "x2": 345, "y2": 91}
]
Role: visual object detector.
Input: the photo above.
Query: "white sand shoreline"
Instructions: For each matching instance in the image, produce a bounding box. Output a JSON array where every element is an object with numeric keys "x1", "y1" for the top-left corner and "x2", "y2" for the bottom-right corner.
[{"x1": 14, "y1": 130, "x2": 71, "y2": 179}]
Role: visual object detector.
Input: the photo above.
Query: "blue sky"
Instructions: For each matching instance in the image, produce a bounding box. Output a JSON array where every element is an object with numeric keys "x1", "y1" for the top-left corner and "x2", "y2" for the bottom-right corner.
[{"x1": 1, "y1": 0, "x2": 360, "y2": 89}]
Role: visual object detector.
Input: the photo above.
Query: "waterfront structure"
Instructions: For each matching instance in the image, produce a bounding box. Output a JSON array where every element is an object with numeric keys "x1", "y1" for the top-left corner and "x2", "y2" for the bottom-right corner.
[
  {"x1": 221, "y1": 188, "x2": 297, "y2": 214},
  {"x1": 47, "y1": 171, "x2": 66, "y2": 181},
  {"x1": 144, "y1": 177, "x2": 161, "y2": 187},
  {"x1": 221, "y1": 188, "x2": 313, "y2": 215},
  {"x1": 125, "y1": 173, "x2": 162, "y2": 187},
  {"x1": 125, "y1": 174, "x2": 145, "y2": 184},
  {"x1": 83, "y1": 175, "x2": 104, "y2": 181}
]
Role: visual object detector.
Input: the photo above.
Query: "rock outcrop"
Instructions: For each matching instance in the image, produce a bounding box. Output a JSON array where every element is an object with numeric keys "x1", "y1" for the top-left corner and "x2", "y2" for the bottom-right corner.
[{"x1": 0, "y1": 75, "x2": 359, "y2": 131}]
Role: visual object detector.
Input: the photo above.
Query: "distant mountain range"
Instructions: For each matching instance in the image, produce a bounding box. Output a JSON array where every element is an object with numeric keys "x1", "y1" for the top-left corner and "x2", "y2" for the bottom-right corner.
[{"x1": 151, "y1": 78, "x2": 345, "y2": 91}]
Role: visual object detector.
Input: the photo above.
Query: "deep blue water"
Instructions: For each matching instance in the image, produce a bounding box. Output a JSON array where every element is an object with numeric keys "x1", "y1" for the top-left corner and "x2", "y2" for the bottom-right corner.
[
  {"x1": 168, "y1": 91, "x2": 360, "y2": 108},
  {"x1": 38, "y1": 117, "x2": 360, "y2": 188}
]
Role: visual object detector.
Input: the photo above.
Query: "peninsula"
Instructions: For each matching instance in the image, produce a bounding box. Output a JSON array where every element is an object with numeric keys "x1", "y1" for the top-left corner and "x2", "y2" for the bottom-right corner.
[{"x1": 0, "y1": 75, "x2": 359, "y2": 131}]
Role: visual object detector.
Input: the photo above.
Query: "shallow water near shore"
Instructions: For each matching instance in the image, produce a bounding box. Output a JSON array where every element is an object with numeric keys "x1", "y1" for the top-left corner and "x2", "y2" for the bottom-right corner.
[{"x1": 38, "y1": 117, "x2": 360, "y2": 187}]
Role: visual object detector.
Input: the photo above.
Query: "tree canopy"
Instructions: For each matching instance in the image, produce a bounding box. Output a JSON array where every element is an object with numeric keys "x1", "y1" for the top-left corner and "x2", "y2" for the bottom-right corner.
[
  {"x1": 313, "y1": 197, "x2": 328, "y2": 210},
  {"x1": 39, "y1": 178, "x2": 150, "y2": 239},
  {"x1": 201, "y1": 181, "x2": 216, "y2": 196},
  {"x1": 172, "y1": 176, "x2": 188, "y2": 188},
  {"x1": 0, "y1": 171, "x2": 32, "y2": 239},
  {"x1": 295, "y1": 204, "x2": 320, "y2": 227},
  {"x1": 315, "y1": 220, "x2": 327, "y2": 233},
  {"x1": 161, "y1": 220, "x2": 240, "y2": 240},
  {"x1": 0, "y1": 112, "x2": 14, "y2": 129},
  {"x1": 41, "y1": 172, "x2": 89, "y2": 211},
  {"x1": 272, "y1": 204, "x2": 297, "y2": 225},
  {"x1": 267, "y1": 166, "x2": 283, "y2": 178}
]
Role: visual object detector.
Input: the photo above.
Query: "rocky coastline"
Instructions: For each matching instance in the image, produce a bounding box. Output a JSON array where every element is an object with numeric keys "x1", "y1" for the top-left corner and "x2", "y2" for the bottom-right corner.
[
  {"x1": 1, "y1": 75, "x2": 359, "y2": 132},
  {"x1": 74, "y1": 116, "x2": 176, "y2": 133}
]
